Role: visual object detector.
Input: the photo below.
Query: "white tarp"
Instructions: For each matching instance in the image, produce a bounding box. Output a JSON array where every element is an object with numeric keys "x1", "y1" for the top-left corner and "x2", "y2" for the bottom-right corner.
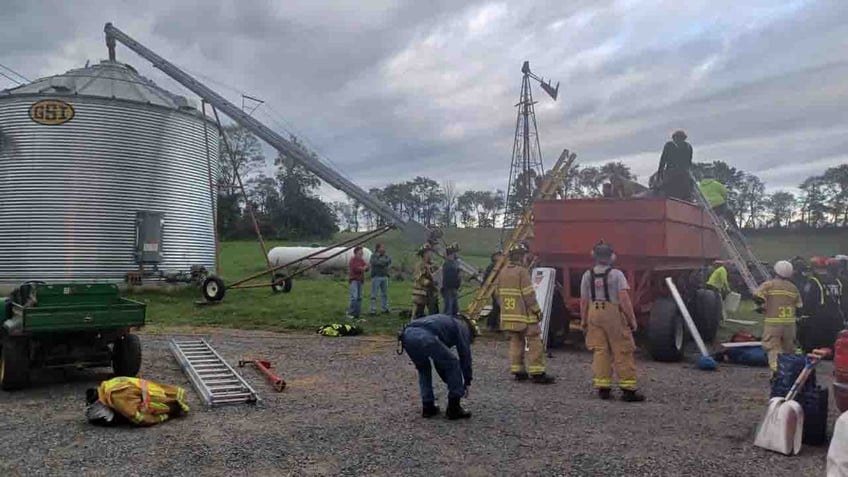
[{"x1": 526, "y1": 267, "x2": 556, "y2": 352}]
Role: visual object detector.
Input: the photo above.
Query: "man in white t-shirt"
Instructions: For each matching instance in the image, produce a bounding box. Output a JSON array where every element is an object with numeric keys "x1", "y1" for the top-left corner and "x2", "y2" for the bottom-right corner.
[{"x1": 580, "y1": 241, "x2": 644, "y2": 402}]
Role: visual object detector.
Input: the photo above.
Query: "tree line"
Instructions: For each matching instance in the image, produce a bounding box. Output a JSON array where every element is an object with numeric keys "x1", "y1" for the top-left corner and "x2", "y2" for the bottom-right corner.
[{"x1": 217, "y1": 126, "x2": 847, "y2": 238}]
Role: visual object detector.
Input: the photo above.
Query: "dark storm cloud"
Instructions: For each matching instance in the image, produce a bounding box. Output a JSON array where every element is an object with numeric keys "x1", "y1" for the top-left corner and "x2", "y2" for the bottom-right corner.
[{"x1": 1, "y1": 0, "x2": 845, "y2": 198}]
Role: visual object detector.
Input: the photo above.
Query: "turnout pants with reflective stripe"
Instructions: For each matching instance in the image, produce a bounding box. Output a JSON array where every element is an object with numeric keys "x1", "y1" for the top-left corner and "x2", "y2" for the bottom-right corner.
[
  {"x1": 585, "y1": 301, "x2": 637, "y2": 390},
  {"x1": 402, "y1": 326, "x2": 465, "y2": 403},
  {"x1": 762, "y1": 321, "x2": 796, "y2": 371},
  {"x1": 508, "y1": 323, "x2": 545, "y2": 375}
]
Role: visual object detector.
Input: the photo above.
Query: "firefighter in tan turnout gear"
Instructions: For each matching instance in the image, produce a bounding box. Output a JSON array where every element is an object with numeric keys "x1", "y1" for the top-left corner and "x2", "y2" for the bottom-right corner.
[
  {"x1": 580, "y1": 241, "x2": 644, "y2": 402},
  {"x1": 495, "y1": 243, "x2": 555, "y2": 384},
  {"x1": 755, "y1": 260, "x2": 803, "y2": 373},
  {"x1": 411, "y1": 244, "x2": 439, "y2": 319}
]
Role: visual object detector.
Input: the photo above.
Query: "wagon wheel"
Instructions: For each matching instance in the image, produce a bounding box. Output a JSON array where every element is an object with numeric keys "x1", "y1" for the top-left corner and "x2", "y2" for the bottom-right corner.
[
  {"x1": 693, "y1": 288, "x2": 722, "y2": 342},
  {"x1": 271, "y1": 273, "x2": 293, "y2": 294},
  {"x1": 201, "y1": 275, "x2": 226, "y2": 302},
  {"x1": 648, "y1": 298, "x2": 684, "y2": 362}
]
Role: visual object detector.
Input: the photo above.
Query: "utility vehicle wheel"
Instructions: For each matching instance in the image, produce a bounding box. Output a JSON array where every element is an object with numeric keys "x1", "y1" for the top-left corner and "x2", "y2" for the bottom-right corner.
[
  {"x1": 693, "y1": 288, "x2": 722, "y2": 342},
  {"x1": 1, "y1": 337, "x2": 30, "y2": 391},
  {"x1": 648, "y1": 298, "x2": 684, "y2": 362},
  {"x1": 202, "y1": 275, "x2": 226, "y2": 302},
  {"x1": 271, "y1": 274, "x2": 293, "y2": 294},
  {"x1": 112, "y1": 334, "x2": 142, "y2": 377}
]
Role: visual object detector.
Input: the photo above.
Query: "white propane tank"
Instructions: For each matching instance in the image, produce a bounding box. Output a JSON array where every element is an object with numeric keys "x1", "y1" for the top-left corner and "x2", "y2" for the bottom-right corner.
[{"x1": 267, "y1": 246, "x2": 372, "y2": 272}]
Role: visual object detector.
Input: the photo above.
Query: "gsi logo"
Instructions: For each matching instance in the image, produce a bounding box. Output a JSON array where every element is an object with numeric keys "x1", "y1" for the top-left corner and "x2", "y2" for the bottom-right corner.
[{"x1": 29, "y1": 99, "x2": 75, "y2": 125}]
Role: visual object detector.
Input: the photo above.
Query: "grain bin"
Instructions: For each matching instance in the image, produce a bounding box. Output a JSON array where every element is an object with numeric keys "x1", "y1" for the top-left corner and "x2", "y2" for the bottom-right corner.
[{"x1": 0, "y1": 60, "x2": 219, "y2": 282}]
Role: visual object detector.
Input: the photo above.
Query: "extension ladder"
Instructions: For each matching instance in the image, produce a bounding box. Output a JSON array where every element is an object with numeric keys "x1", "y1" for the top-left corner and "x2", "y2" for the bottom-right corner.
[
  {"x1": 691, "y1": 177, "x2": 771, "y2": 295},
  {"x1": 169, "y1": 338, "x2": 260, "y2": 406},
  {"x1": 465, "y1": 148, "x2": 577, "y2": 320}
]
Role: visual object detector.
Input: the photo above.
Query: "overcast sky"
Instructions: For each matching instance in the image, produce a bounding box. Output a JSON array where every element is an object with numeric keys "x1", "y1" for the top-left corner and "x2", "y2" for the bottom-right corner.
[{"x1": 2, "y1": 0, "x2": 846, "y2": 200}]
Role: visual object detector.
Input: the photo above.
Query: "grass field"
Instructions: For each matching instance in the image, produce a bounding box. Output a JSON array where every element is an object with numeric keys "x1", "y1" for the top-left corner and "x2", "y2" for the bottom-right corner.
[{"x1": 128, "y1": 227, "x2": 846, "y2": 335}]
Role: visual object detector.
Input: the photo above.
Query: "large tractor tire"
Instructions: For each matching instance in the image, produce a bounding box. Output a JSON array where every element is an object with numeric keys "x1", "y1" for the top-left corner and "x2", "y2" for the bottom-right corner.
[
  {"x1": 1, "y1": 336, "x2": 30, "y2": 391},
  {"x1": 693, "y1": 288, "x2": 722, "y2": 343},
  {"x1": 648, "y1": 298, "x2": 685, "y2": 362},
  {"x1": 112, "y1": 334, "x2": 142, "y2": 377}
]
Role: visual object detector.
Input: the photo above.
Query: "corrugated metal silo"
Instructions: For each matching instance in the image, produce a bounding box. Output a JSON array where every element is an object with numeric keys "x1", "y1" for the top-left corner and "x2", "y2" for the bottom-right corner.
[{"x1": 0, "y1": 60, "x2": 219, "y2": 282}]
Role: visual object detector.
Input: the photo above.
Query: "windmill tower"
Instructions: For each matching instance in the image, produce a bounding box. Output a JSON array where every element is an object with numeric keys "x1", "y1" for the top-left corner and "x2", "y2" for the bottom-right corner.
[{"x1": 502, "y1": 61, "x2": 559, "y2": 231}]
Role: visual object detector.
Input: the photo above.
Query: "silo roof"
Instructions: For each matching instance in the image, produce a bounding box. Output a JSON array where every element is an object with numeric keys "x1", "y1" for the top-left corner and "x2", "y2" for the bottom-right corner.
[{"x1": 0, "y1": 60, "x2": 195, "y2": 110}]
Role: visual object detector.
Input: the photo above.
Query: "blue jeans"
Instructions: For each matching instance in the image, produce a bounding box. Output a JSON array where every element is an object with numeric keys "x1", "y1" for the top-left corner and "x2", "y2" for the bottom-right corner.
[
  {"x1": 370, "y1": 276, "x2": 389, "y2": 313},
  {"x1": 348, "y1": 281, "x2": 363, "y2": 317},
  {"x1": 441, "y1": 288, "x2": 459, "y2": 316},
  {"x1": 401, "y1": 327, "x2": 465, "y2": 403}
]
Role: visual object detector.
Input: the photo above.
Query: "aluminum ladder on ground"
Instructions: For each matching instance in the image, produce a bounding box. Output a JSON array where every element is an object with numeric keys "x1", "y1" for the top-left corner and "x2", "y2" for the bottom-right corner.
[
  {"x1": 169, "y1": 338, "x2": 260, "y2": 406},
  {"x1": 691, "y1": 178, "x2": 770, "y2": 295}
]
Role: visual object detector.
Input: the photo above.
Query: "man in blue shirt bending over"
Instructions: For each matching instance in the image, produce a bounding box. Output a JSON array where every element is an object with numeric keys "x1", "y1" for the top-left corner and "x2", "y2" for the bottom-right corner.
[{"x1": 399, "y1": 314, "x2": 477, "y2": 420}]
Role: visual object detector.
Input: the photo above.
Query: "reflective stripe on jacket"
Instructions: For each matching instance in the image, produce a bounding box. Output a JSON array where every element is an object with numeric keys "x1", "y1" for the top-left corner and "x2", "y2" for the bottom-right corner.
[
  {"x1": 97, "y1": 377, "x2": 189, "y2": 426},
  {"x1": 755, "y1": 278, "x2": 802, "y2": 325},
  {"x1": 495, "y1": 264, "x2": 540, "y2": 331}
]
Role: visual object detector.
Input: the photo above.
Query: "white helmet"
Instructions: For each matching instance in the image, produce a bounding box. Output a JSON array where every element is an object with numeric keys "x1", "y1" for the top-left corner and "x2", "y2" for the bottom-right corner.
[{"x1": 774, "y1": 260, "x2": 793, "y2": 278}]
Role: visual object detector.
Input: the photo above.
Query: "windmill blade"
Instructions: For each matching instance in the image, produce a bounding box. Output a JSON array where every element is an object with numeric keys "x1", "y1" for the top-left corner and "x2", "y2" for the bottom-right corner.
[{"x1": 539, "y1": 80, "x2": 559, "y2": 101}]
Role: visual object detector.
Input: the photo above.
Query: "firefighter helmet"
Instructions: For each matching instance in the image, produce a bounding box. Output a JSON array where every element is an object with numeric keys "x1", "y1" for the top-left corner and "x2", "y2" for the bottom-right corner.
[
  {"x1": 446, "y1": 242, "x2": 461, "y2": 255},
  {"x1": 810, "y1": 256, "x2": 829, "y2": 268},
  {"x1": 417, "y1": 243, "x2": 433, "y2": 256},
  {"x1": 774, "y1": 260, "x2": 794, "y2": 278},
  {"x1": 591, "y1": 240, "x2": 615, "y2": 262}
]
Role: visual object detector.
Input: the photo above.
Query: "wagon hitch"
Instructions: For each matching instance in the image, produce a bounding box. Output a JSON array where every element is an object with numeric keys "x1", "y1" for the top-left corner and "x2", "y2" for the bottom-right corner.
[{"x1": 238, "y1": 358, "x2": 286, "y2": 392}]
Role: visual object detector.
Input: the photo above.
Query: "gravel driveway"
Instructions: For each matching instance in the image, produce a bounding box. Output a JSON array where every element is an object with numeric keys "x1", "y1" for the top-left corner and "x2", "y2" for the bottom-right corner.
[{"x1": 0, "y1": 329, "x2": 834, "y2": 476}]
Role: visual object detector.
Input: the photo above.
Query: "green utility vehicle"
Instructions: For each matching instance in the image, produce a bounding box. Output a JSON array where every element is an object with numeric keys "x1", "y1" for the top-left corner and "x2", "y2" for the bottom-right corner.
[{"x1": 1, "y1": 282, "x2": 146, "y2": 390}]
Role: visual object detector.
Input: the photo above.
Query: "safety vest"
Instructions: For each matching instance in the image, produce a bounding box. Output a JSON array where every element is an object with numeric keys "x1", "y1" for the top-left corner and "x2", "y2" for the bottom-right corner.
[
  {"x1": 755, "y1": 278, "x2": 801, "y2": 325},
  {"x1": 317, "y1": 323, "x2": 362, "y2": 337},
  {"x1": 97, "y1": 377, "x2": 189, "y2": 426},
  {"x1": 698, "y1": 179, "x2": 727, "y2": 208},
  {"x1": 809, "y1": 275, "x2": 843, "y2": 306},
  {"x1": 707, "y1": 266, "x2": 729, "y2": 294},
  {"x1": 495, "y1": 263, "x2": 541, "y2": 331}
]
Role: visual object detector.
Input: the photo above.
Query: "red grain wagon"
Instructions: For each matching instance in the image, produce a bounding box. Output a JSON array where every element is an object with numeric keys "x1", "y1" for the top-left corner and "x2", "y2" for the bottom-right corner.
[{"x1": 532, "y1": 197, "x2": 723, "y2": 361}]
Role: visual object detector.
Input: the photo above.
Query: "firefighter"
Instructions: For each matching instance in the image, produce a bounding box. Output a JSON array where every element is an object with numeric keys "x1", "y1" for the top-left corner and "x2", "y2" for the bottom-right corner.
[
  {"x1": 85, "y1": 377, "x2": 189, "y2": 426},
  {"x1": 580, "y1": 241, "x2": 644, "y2": 401},
  {"x1": 754, "y1": 260, "x2": 803, "y2": 373},
  {"x1": 399, "y1": 314, "x2": 476, "y2": 419},
  {"x1": 495, "y1": 243, "x2": 555, "y2": 384},
  {"x1": 411, "y1": 244, "x2": 439, "y2": 319},
  {"x1": 799, "y1": 256, "x2": 845, "y2": 352}
]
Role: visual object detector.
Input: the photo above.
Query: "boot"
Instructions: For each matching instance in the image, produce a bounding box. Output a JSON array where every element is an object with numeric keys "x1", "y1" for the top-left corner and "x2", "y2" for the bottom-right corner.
[
  {"x1": 622, "y1": 389, "x2": 645, "y2": 402},
  {"x1": 598, "y1": 388, "x2": 612, "y2": 400},
  {"x1": 446, "y1": 397, "x2": 471, "y2": 420},
  {"x1": 530, "y1": 373, "x2": 556, "y2": 384},
  {"x1": 422, "y1": 402, "x2": 440, "y2": 418},
  {"x1": 513, "y1": 371, "x2": 529, "y2": 381}
]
